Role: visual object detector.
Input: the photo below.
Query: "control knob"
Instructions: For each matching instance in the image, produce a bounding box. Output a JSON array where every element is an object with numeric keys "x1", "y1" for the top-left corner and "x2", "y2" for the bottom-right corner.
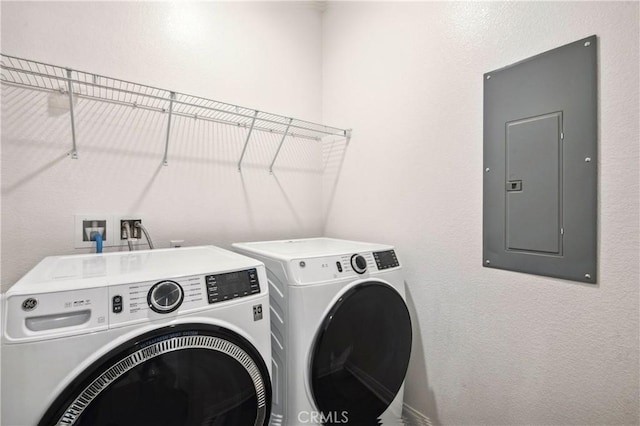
[
  {"x1": 148, "y1": 280, "x2": 184, "y2": 314},
  {"x1": 350, "y1": 254, "x2": 367, "y2": 274}
]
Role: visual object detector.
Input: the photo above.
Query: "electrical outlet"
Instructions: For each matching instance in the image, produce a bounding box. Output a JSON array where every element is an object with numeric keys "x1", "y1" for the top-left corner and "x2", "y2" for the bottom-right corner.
[
  {"x1": 75, "y1": 215, "x2": 116, "y2": 249},
  {"x1": 170, "y1": 240, "x2": 185, "y2": 248}
]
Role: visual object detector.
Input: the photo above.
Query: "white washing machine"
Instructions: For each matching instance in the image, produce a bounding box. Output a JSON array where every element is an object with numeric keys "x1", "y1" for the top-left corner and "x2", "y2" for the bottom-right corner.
[
  {"x1": 233, "y1": 238, "x2": 412, "y2": 425},
  {"x1": 1, "y1": 246, "x2": 272, "y2": 426}
]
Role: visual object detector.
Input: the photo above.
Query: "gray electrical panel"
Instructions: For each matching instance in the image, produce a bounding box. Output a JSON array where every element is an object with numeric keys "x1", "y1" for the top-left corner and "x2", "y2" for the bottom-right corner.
[{"x1": 483, "y1": 35, "x2": 598, "y2": 283}]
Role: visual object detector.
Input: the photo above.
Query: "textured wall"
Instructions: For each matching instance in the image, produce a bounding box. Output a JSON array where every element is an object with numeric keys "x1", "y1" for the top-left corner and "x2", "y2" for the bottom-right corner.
[
  {"x1": 1, "y1": 2, "x2": 327, "y2": 290},
  {"x1": 322, "y1": 2, "x2": 639, "y2": 424}
]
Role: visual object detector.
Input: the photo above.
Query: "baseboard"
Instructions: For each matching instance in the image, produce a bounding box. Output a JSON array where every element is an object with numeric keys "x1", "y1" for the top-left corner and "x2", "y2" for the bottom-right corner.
[{"x1": 403, "y1": 402, "x2": 434, "y2": 426}]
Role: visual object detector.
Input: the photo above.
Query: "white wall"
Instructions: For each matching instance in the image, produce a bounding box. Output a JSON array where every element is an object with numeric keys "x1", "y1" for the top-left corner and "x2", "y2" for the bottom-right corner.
[
  {"x1": 1, "y1": 1, "x2": 327, "y2": 290},
  {"x1": 322, "y1": 2, "x2": 639, "y2": 425}
]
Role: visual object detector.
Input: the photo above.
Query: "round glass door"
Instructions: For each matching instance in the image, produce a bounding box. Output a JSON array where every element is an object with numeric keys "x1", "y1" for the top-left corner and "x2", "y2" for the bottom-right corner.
[
  {"x1": 310, "y1": 281, "x2": 412, "y2": 424},
  {"x1": 40, "y1": 324, "x2": 271, "y2": 426}
]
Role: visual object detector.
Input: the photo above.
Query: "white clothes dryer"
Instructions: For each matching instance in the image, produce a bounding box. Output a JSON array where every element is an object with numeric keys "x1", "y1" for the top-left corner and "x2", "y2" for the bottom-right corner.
[
  {"x1": 1, "y1": 246, "x2": 272, "y2": 426},
  {"x1": 233, "y1": 238, "x2": 412, "y2": 426}
]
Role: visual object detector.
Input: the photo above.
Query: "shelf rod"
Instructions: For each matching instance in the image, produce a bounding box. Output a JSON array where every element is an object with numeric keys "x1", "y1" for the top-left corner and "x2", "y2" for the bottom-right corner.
[
  {"x1": 269, "y1": 118, "x2": 293, "y2": 174},
  {"x1": 1, "y1": 66, "x2": 345, "y2": 137},
  {"x1": 237, "y1": 110, "x2": 258, "y2": 171},
  {"x1": 66, "y1": 69, "x2": 78, "y2": 159},
  {"x1": 1, "y1": 54, "x2": 350, "y2": 158},
  {"x1": 3, "y1": 81, "x2": 324, "y2": 142},
  {"x1": 162, "y1": 92, "x2": 175, "y2": 166},
  {"x1": 1, "y1": 64, "x2": 346, "y2": 137}
]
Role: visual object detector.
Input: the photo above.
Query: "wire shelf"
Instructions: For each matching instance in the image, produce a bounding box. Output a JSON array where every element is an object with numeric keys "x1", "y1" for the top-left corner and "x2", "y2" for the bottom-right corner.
[{"x1": 1, "y1": 53, "x2": 350, "y2": 169}]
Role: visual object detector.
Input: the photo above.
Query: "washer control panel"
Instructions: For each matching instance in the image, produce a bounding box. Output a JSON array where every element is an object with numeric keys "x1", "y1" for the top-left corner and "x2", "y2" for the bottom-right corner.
[
  {"x1": 108, "y1": 266, "x2": 265, "y2": 326},
  {"x1": 205, "y1": 269, "x2": 260, "y2": 304}
]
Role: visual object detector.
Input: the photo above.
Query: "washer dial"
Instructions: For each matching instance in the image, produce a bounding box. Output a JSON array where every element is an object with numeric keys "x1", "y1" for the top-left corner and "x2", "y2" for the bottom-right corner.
[
  {"x1": 350, "y1": 254, "x2": 367, "y2": 274},
  {"x1": 148, "y1": 280, "x2": 184, "y2": 313}
]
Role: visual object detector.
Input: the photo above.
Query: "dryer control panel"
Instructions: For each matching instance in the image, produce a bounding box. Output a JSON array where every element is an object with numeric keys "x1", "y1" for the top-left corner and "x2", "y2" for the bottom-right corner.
[
  {"x1": 290, "y1": 251, "x2": 401, "y2": 285},
  {"x1": 373, "y1": 250, "x2": 399, "y2": 270}
]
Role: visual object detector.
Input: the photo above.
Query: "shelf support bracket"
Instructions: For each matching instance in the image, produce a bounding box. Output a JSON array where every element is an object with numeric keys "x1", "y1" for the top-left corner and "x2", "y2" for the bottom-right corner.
[
  {"x1": 162, "y1": 92, "x2": 176, "y2": 166},
  {"x1": 269, "y1": 118, "x2": 293, "y2": 174},
  {"x1": 237, "y1": 110, "x2": 258, "y2": 171},
  {"x1": 66, "y1": 69, "x2": 78, "y2": 159}
]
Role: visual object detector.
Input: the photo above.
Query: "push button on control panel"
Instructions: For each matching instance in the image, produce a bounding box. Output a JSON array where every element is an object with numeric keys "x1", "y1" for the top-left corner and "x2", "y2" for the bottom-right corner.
[
  {"x1": 112, "y1": 295, "x2": 123, "y2": 313},
  {"x1": 248, "y1": 269, "x2": 260, "y2": 295},
  {"x1": 336, "y1": 261, "x2": 343, "y2": 273},
  {"x1": 206, "y1": 275, "x2": 219, "y2": 304}
]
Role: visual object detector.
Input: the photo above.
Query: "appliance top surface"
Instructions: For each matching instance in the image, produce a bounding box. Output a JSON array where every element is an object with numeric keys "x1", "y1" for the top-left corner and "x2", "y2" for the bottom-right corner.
[
  {"x1": 7, "y1": 246, "x2": 262, "y2": 294},
  {"x1": 232, "y1": 237, "x2": 393, "y2": 260}
]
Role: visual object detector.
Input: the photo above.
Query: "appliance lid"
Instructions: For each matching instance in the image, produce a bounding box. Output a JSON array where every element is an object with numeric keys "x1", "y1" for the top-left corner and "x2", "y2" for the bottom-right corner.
[
  {"x1": 232, "y1": 238, "x2": 393, "y2": 261},
  {"x1": 7, "y1": 246, "x2": 263, "y2": 294}
]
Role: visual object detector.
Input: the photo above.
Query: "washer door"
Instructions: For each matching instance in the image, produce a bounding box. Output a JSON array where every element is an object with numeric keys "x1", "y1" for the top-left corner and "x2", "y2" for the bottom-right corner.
[
  {"x1": 39, "y1": 324, "x2": 271, "y2": 426},
  {"x1": 310, "y1": 281, "x2": 412, "y2": 424}
]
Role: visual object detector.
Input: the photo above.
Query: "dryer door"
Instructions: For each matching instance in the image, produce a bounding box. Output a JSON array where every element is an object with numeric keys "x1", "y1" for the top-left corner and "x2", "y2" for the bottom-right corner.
[
  {"x1": 40, "y1": 324, "x2": 271, "y2": 426},
  {"x1": 310, "y1": 281, "x2": 412, "y2": 424}
]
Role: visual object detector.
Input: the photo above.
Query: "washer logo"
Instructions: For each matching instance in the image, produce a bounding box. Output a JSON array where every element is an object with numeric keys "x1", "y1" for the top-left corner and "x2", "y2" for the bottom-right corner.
[{"x1": 22, "y1": 298, "x2": 38, "y2": 311}]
